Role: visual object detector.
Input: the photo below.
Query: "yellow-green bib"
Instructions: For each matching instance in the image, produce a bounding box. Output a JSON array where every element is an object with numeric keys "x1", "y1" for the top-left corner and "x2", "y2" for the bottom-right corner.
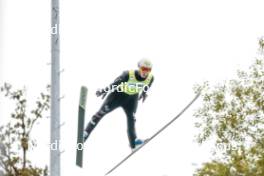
[{"x1": 120, "y1": 70, "x2": 152, "y2": 95}]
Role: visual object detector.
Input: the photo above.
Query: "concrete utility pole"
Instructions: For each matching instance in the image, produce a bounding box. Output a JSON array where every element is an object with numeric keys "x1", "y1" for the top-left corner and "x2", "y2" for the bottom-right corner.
[{"x1": 51, "y1": 0, "x2": 61, "y2": 175}]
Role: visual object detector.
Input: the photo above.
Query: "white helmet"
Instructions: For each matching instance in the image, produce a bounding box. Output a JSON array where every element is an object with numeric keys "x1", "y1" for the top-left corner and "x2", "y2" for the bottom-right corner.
[{"x1": 138, "y1": 58, "x2": 152, "y2": 69}]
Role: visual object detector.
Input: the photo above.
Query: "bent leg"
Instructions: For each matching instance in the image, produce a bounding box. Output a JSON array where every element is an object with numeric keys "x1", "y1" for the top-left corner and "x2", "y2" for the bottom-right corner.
[{"x1": 84, "y1": 93, "x2": 121, "y2": 141}]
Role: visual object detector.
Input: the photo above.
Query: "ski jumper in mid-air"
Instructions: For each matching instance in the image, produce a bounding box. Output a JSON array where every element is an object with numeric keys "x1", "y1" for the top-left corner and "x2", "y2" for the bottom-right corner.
[{"x1": 83, "y1": 58, "x2": 154, "y2": 150}]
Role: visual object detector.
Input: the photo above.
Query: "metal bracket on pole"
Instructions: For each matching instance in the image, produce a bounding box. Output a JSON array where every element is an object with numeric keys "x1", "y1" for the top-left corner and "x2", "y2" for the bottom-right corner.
[
  {"x1": 57, "y1": 122, "x2": 65, "y2": 129},
  {"x1": 58, "y1": 68, "x2": 65, "y2": 75},
  {"x1": 58, "y1": 95, "x2": 65, "y2": 101}
]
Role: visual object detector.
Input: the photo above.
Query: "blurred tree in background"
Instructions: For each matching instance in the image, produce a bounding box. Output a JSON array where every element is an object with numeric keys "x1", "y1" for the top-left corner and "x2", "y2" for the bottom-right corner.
[
  {"x1": 0, "y1": 83, "x2": 50, "y2": 176},
  {"x1": 194, "y1": 38, "x2": 264, "y2": 176}
]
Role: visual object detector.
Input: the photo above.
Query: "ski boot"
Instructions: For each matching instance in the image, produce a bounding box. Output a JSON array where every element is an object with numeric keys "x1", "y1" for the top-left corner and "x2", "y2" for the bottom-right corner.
[{"x1": 132, "y1": 138, "x2": 148, "y2": 152}]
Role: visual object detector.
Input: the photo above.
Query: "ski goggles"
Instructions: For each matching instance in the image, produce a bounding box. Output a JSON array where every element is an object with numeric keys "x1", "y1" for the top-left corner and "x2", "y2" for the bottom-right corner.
[{"x1": 140, "y1": 67, "x2": 152, "y2": 72}]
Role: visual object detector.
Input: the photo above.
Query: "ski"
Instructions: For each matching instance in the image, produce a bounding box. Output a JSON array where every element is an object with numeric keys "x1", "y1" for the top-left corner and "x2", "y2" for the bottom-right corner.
[
  {"x1": 105, "y1": 92, "x2": 201, "y2": 175},
  {"x1": 76, "y1": 86, "x2": 88, "y2": 168}
]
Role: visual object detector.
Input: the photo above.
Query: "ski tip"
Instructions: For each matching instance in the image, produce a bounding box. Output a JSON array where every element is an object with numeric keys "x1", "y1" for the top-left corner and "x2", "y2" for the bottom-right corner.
[
  {"x1": 81, "y1": 86, "x2": 88, "y2": 91},
  {"x1": 79, "y1": 86, "x2": 88, "y2": 108}
]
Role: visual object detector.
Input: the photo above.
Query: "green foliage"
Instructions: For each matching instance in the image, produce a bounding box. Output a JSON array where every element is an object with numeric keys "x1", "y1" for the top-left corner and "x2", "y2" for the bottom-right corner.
[
  {"x1": 194, "y1": 160, "x2": 232, "y2": 176},
  {"x1": 0, "y1": 83, "x2": 50, "y2": 176},
  {"x1": 194, "y1": 39, "x2": 264, "y2": 176}
]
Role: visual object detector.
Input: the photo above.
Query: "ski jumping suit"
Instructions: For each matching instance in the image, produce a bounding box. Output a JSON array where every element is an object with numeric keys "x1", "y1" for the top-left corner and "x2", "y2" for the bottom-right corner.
[{"x1": 84, "y1": 70, "x2": 154, "y2": 148}]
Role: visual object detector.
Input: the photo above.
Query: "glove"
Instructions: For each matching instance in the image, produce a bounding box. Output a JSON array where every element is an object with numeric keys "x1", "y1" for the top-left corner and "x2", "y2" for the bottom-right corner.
[
  {"x1": 138, "y1": 93, "x2": 148, "y2": 103},
  {"x1": 96, "y1": 89, "x2": 107, "y2": 99}
]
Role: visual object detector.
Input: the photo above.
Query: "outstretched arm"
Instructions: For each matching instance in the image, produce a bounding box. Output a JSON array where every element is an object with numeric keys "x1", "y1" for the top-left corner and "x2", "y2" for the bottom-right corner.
[
  {"x1": 96, "y1": 71, "x2": 129, "y2": 98},
  {"x1": 139, "y1": 76, "x2": 154, "y2": 102}
]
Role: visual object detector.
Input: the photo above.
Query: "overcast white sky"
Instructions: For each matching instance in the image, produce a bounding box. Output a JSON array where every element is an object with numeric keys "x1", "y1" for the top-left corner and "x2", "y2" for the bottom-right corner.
[{"x1": 1, "y1": 0, "x2": 264, "y2": 176}]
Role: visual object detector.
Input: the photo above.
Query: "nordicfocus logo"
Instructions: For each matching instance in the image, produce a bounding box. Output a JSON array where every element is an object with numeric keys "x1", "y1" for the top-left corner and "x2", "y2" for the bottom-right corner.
[
  {"x1": 100, "y1": 83, "x2": 150, "y2": 93},
  {"x1": 49, "y1": 140, "x2": 86, "y2": 151}
]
